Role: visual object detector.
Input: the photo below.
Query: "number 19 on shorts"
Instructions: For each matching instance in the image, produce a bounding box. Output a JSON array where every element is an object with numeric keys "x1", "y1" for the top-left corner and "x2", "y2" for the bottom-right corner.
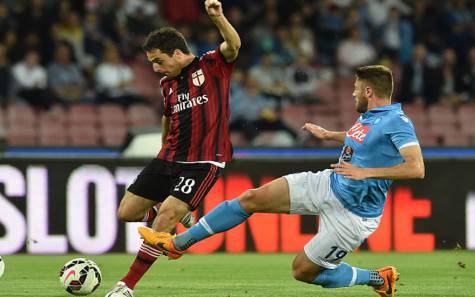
[{"x1": 324, "y1": 246, "x2": 348, "y2": 262}]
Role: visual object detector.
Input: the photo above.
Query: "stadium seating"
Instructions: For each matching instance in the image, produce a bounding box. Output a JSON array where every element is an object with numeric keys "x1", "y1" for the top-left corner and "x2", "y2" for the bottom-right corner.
[
  {"x1": 68, "y1": 104, "x2": 98, "y2": 125},
  {"x1": 1, "y1": 98, "x2": 472, "y2": 148},
  {"x1": 69, "y1": 124, "x2": 100, "y2": 146},
  {"x1": 458, "y1": 104, "x2": 475, "y2": 145},
  {"x1": 38, "y1": 106, "x2": 68, "y2": 146},
  {"x1": 251, "y1": 131, "x2": 294, "y2": 147},
  {"x1": 100, "y1": 123, "x2": 128, "y2": 147},
  {"x1": 129, "y1": 55, "x2": 161, "y2": 101},
  {"x1": 127, "y1": 104, "x2": 159, "y2": 127},
  {"x1": 403, "y1": 104, "x2": 428, "y2": 130},
  {"x1": 5, "y1": 104, "x2": 37, "y2": 146},
  {"x1": 97, "y1": 104, "x2": 127, "y2": 125},
  {"x1": 230, "y1": 131, "x2": 249, "y2": 147},
  {"x1": 309, "y1": 114, "x2": 341, "y2": 132},
  {"x1": 314, "y1": 79, "x2": 336, "y2": 104},
  {"x1": 281, "y1": 105, "x2": 311, "y2": 131},
  {"x1": 6, "y1": 124, "x2": 37, "y2": 146},
  {"x1": 6, "y1": 104, "x2": 37, "y2": 127}
]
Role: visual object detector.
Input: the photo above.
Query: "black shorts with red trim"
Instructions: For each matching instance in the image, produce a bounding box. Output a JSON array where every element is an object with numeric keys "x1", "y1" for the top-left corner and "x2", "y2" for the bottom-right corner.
[{"x1": 127, "y1": 159, "x2": 223, "y2": 210}]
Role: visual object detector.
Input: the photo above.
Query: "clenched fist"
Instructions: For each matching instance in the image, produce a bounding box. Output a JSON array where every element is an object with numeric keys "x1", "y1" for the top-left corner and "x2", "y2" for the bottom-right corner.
[{"x1": 205, "y1": 0, "x2": 223, "y2": 18}]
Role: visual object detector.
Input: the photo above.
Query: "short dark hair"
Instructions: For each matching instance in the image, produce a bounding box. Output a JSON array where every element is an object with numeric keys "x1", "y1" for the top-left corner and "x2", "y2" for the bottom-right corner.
[
  {"x1": 355, "y1": 65, "x2": 393, "y2": 99},
  {"x1": 142, "y1": 27, "x2": 190, "y2": 55}
]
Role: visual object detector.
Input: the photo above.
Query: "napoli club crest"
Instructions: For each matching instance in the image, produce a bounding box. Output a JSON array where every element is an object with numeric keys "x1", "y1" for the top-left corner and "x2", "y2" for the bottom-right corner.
[{"x1": 192, "y1": 69, "x2": 205, "y2": 86}]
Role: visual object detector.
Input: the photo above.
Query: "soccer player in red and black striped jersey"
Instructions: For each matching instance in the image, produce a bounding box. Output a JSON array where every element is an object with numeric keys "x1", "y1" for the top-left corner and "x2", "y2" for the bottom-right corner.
[{"x1": 106, "y1": 1, "x2": 240, "y2": 296}]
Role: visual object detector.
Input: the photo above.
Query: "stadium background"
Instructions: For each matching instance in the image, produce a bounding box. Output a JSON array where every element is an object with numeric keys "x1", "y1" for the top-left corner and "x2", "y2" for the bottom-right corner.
[{"x1": 0, "y1": 0, "x2": 474, "y2": 290}]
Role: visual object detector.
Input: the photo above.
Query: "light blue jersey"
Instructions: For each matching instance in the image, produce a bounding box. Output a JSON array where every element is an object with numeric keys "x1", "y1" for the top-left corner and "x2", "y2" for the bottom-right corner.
[{"x1": 330, "y1": 103, "x2": 419, "y2": 218}]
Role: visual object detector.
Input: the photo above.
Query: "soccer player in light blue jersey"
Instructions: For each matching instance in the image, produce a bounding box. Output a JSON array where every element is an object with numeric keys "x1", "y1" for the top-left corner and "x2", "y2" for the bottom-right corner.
[{"x1": 139, "y1": 65, "x2": 425, "y2": 297}]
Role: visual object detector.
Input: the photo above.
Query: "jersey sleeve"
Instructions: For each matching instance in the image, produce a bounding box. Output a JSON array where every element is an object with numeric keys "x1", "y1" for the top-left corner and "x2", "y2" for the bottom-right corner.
[
  {"x1": 159, "y1": 78, "x2": 171, "y2": 117},
  {"x1": 202, "y1": 47, "x2": 234, "y2": 78},
  {"x1": 385, "y1": 114, "x2": 419, "y2": 150}
]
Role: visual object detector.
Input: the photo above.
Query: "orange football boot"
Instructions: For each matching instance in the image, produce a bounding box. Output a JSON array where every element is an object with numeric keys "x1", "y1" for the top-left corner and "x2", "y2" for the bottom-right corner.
[
  {"x1": 138, "y1": 226, "x2": 185, "y2": 260},
  {"x1": 373, "y1": 266, "x2": 399, "y2": 297}
]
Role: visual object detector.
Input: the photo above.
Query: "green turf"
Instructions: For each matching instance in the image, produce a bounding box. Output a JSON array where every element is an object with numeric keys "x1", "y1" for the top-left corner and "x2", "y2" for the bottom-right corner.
[{"x1": 0, "y1": 251, "x2": 474, "y2": 297}]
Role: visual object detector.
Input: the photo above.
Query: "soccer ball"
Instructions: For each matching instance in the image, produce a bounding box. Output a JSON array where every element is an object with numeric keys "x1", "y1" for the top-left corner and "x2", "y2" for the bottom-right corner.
[
  {"x1": 59, "y1": 258, "x2": 102, "y2": 296},
  {"x1": 0, "y1": 256, "x2": 5, "y2": 278}
]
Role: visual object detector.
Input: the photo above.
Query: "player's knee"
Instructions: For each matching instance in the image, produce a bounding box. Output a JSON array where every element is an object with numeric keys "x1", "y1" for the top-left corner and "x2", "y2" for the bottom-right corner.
[
  {"x1": 117, "y1": 204, "x2": 134, "y2": 222},
  {"x1": 239, "y1": 189, "x2": 260, "y2": 212}
]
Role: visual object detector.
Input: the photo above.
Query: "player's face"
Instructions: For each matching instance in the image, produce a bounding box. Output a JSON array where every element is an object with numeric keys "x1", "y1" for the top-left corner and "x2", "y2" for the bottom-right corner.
[
  {"x1": 353, "y1": 79, "x2": 369, "y2": 113},
  {"x1": 146, "y1": 49, "x2": 181, "y2": 77}
]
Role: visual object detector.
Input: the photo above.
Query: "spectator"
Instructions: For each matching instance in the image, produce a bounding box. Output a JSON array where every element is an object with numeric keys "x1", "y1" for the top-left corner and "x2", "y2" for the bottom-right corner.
[
  {"x1": 3, "y1": 29, "x2": 22, "y2": 63},
  {"x1": 443, "y1": 0, "x2": 473, "y2": 58},
  {"x1": 197, "y1": 27, "x2": 220, "y2": 57},
  {"x1": 0, "y1": 3, "x2": 14, "y2": 39},
  {"x1": 439, "y1": 48, "x2": 465, "y2": 106},
  {"x1": 287, "y1": 12, "x2": 316, "y2": 60},
  {"x1": 315, "y1": 1, "x2": 346, "y2": 65},
  {"x1": 399, "y1": 43, "x2": 442, "y2": 105},
  {"x1": 410, "y1": 1, "x2": 441, "y2": 50},
  {"x1": 0, "y1": 45, "x2": 11, "y2": 107},
  {"x1": 47, "y1": 44, "x2": 85, "y2": 104},
  {"x1": 379, "y1": 6, "x2": 413, "y2": 64},
  {"x1": 249, "y1": 52, "x2": 287, "y2": 99},
  {"x1": 127, "y1": 7, "x2": 154, "y2": 38},
  {"x1": 122, "y1": 0, "x2": 158, "y2": 18},
  {"x1": 18, "y1": 0, "x2": 52, "y2": 38},
  {"x1": 366, "y1": 0, "x2": 411, "y2": 27},
  {"x1": 95, "y1": 45, "x2": 147, "y2": 107},
  {"x1": 175, "y1": 24, "x2": 198, "y2": 55},
  {"x1": 345, "y1": 8, "x2": 370, "y2": 43},
  {"x1": 267, "y1": 25, "x2": 294, "y2": 66},
  {"x1": 460, "y1": 47, "x2": 475, "y2": 101},
  {"x1": 284, "y1": 53, "x2": 320, "y2": 102},
  {"x1": 58, "y1": 11, "x2": 92, "y2": 67},
  {"x1": 337, "y1": 27, "x2": 376, "y2": 74},
  {"x1": 83, "y1": 12, "x2": 106, "y2": 63},
  {"x1": 250, "y1": 9, "x2": 279, "y2": 56},
  {"x1": 230, "y1": 75, "x2": 297, "y2": 143},
  {"x1": 11, "y1": 50, "x2": 54, "y2": 110}
]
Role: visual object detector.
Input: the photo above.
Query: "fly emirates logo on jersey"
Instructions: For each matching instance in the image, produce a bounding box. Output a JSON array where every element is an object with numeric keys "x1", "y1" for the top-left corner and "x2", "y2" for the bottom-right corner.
[
  {"x1": 172, "y1": 93, "x2": 208, "y2": 114},
  {"x1": 347, "y1": 122, "x2": 369, "y2": 144}
]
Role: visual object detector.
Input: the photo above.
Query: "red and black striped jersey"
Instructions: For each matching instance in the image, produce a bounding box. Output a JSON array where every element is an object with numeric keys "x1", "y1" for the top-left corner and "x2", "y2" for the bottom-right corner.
[{"x1": 157, "y1": 48, "x2": 234, "y2": 162}]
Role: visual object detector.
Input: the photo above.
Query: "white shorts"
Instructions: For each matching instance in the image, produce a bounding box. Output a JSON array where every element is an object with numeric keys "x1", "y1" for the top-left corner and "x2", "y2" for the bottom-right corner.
[{"x1": 284, "y1": 169, "x2": 380, "y2": 269}]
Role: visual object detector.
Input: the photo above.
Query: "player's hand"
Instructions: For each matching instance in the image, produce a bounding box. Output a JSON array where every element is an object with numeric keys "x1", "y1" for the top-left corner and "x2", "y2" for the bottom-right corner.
[
  {"x1": 331, "y1": 161, "x2": 368, "y2": 180},
  {"x1": 205, "y1": 0, "x2": 223, "y2": 18},
  {"x1": 302, "y1": 123, "x2": 328, "y2": 140}
]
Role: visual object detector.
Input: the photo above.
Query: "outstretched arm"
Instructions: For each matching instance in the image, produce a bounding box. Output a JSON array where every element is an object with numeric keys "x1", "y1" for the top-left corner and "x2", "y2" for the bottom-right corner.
[
  {"x1": 205, "y1": 0, "x2": 241, "y2": 63},
  {"x1": 331, "y1": 145, "x2": 425, "y2": 180},
  {"x1": 302, "y1": 123, "x2": 346, "y2": 143}
]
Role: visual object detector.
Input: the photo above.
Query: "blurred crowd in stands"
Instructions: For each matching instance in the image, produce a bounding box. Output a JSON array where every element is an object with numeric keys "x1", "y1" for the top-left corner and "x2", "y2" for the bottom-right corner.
[{"x1": 0, "y1": 0, "x2": 475, "y2": 148}]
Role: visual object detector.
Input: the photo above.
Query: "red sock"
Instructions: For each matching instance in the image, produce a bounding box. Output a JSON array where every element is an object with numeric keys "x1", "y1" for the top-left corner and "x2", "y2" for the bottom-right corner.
[
  {"x1": 121, "y1": 243, "x2": 162, "y2": 289},
  {"x1": 140, "y1": 203, "x2": 161, "y2": 222}
]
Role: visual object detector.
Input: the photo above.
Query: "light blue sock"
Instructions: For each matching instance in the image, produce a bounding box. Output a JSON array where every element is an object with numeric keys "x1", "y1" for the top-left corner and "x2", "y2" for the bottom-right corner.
[
  {"x1": 312, "y1": 262, "x2": 371, "y2": 288},
  {"x1": 173, "y1": 199, "x2": 251, "y2": 250}
]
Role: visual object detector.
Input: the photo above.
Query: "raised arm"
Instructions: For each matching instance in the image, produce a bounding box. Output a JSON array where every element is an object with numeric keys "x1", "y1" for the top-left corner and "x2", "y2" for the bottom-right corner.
[
  {"x1": 302, "y1": 123, "x2": 346, "y2": 143},
  {"x1": 161, "y1": 116, "x2": 170, "y2": 145},
  {"x1": 205, "y1": 0, "x2": 241, "y2": 63},
  {"x1": 332, "y1": 145, "x2": 425, "y2": 180}
]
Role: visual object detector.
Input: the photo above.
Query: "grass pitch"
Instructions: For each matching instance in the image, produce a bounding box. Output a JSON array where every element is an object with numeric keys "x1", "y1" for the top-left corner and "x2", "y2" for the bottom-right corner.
[{"x1": 0, "y1": 251, "x2": 474, "y2": 297}]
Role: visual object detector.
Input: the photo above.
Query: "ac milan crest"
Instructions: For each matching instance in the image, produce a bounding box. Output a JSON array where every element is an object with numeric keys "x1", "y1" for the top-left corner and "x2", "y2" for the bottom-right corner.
[{"x1": 192, "y1": 69, "x2": 205, "y2": 86}]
